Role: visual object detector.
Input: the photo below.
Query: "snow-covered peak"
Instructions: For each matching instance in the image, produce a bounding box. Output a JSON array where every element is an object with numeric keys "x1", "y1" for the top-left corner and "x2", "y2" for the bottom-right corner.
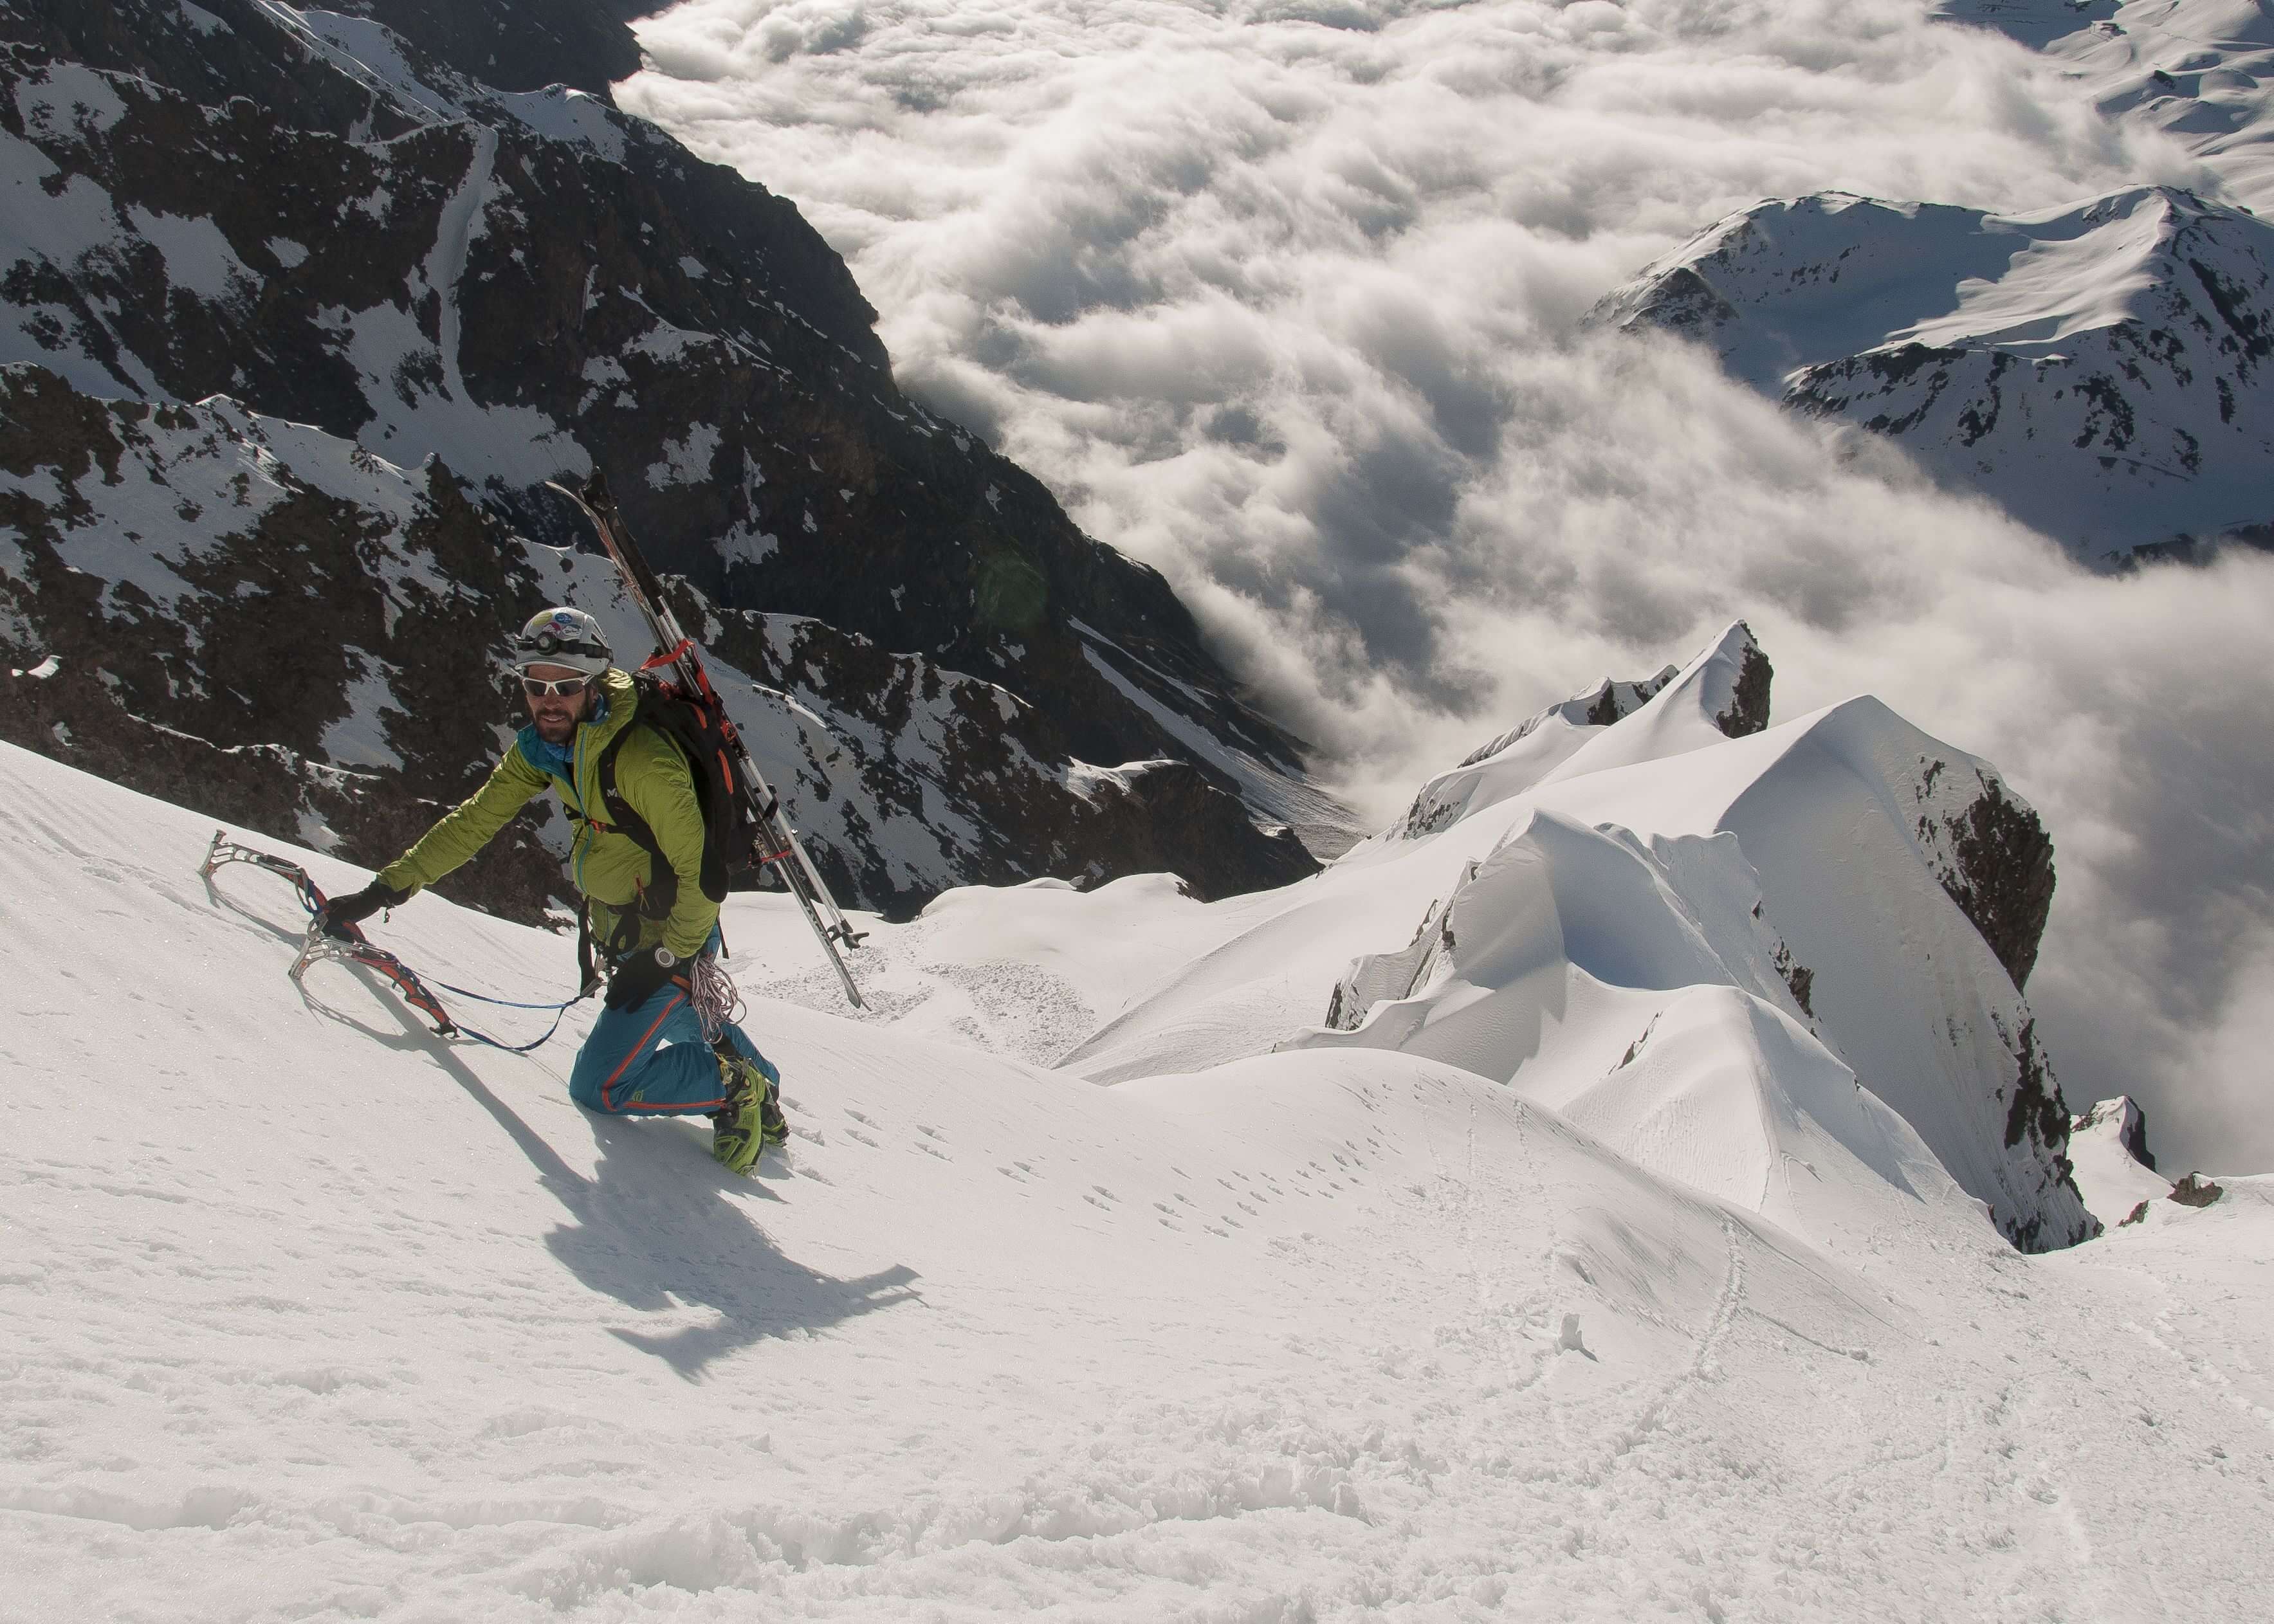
[
  {"x1": 1060, "y1": 625, "x2": 2088, "y2": 1250},
  {"x1": 2075, "y1": 1093, "x2": 2158, "y2": 1170},
  {"x1": 1379, "y1": 622, "x2": 1766, "y2": 848},
  {"x1": 1593, "y1": 185, "x2": 2274, "y2": 559},
  {"x1": 2068, "y1": 1093, "x2": 2174, "y2": 1227},
  {"x1": 1604, "y1": 187, "x2": 2247, "y2": 392},
  {"x1": 1532, "y1": 620, "x2": 1772, "y2": 790}
]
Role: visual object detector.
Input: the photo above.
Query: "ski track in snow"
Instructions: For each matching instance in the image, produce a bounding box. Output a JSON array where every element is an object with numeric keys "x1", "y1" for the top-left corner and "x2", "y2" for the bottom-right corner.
[{"x1": 1, "y1": 742, "x2": 2269, "y2": 1619}]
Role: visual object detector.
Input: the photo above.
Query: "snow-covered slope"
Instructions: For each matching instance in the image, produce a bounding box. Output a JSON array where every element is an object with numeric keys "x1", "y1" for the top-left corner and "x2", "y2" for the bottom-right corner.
[
  {"x1": 1593, "y1": 187, "x2": 2274, "y2": 560},
  {"x1": 5, "y1": 738, "x2": 2270, "y2": 1616},
  {"x1": 1939, "y1": 0, "x2": 2274, "y2": 210},
  {"x1": 1056, "y1": 626, "x2": 2087, "y2": 1250}
]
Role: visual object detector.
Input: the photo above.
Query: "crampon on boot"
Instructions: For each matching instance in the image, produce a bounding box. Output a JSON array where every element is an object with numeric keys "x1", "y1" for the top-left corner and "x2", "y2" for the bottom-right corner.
[{"x1": 711, "y1": 1050, "x2": 782, "y2": 1174}]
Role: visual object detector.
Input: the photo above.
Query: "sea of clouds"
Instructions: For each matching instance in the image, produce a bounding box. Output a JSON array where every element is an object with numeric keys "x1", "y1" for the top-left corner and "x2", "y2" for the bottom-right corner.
[{"x1": 619, "y1": 0, "x2": 2274, "y2": 1173}]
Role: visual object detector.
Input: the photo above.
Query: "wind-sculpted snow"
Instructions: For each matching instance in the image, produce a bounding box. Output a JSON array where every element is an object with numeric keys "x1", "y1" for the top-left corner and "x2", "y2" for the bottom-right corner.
[
  {"x1": 1299, "y1": 807, "x2": 2075, "y2": 1252},
  {"x1": 4, "y1": 733, "x2": 2268, "y2": 1616},
  {"x1": 1596, "y1": 187, "x2": 2274, "y2": 560},
  {"x1": 1375, "y1": 625, "x2": 1766, "y2": 850},
  {"x1": 1387, "y1": 663, "x2": 1676, "y2": 842},
  {"x1": 1063, "y1": 625, "x2": 2091, "y2": 1250}
]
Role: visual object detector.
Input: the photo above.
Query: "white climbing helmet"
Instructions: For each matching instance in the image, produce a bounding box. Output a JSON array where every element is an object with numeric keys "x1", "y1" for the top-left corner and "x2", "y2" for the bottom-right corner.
[{"x1": 507, "y1": 607, "x2": 611, "y2": 677}]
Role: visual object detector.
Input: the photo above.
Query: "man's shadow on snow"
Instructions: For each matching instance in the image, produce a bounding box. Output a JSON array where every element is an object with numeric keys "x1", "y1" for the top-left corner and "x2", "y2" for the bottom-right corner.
[
  {"x1": 235, "y1": 885, "x2": 921, "y2": 1382},
  {"x1": 546, "y1": 1111, "x2": 920, "y2": 1380}
]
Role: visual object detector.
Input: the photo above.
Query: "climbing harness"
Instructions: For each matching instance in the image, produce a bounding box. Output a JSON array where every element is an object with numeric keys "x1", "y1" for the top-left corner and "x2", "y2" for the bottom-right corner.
[{"x1": 199, "y1": 831, "x2": 589, "y2": 1054}]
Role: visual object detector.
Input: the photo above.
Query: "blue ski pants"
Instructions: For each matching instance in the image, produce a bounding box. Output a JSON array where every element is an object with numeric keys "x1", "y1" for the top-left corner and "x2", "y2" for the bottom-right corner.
[{"x1": 569, "y1": 973, "x2": 773, "y2": 1117}]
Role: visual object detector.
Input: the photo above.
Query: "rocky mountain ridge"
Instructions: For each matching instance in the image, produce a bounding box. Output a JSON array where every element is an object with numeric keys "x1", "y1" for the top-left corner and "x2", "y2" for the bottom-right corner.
[
  {"x1": 1594, "y1": 1, "x2": 2274, "y2": 563},
  {"x1": 0, "y1": 0, "x2": 1335, "y2": 920},
  {"x1": 1593, "y1": 186, "x2": 2273, "y2": 562}
]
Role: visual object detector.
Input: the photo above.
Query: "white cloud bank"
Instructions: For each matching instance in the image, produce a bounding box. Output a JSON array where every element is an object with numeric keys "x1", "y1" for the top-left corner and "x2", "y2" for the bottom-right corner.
[{"x1": 619, "y1": 0, "x2": 2273, "y2": 1172}]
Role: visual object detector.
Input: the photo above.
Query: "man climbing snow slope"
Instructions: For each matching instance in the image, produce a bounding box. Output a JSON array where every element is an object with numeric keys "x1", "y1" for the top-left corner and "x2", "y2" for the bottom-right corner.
[{"x1": 316, "y1": 608, "x2": 787, "y2": 1173}]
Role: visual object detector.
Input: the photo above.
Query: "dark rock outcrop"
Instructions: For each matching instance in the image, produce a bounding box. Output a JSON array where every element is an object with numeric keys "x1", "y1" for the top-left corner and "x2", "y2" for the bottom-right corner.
[
  {"x1": 1936, "y1": 780, "x2": 2057, "y2": 990},
  {"x1": 1714, "y1": 641, "x2": 1772, "y2": 738},
  {"x1": 0, "y1": 367, "x2": 1316, "y2": 918},
  {"x1": 340, "y1": 1, "x2": 642, "y2": 100},
  {"x1": 0, "y1": 0, "x2": 1334, "y2": 917},
  {"x1": 2168, "y1": 1172, "x2": 2224, "y2": 1209}
]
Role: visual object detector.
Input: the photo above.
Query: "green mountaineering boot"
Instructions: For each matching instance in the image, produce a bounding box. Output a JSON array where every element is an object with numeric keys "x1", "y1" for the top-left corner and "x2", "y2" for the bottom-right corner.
[{"x1": 711, "y1": 1051, "x2": 782, "y2": 1174}]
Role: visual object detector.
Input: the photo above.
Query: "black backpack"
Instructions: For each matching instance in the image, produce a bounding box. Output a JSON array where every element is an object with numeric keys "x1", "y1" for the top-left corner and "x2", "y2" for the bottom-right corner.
[{"x1": 592, "y1": 667, "x2": 762, "y2": 922}]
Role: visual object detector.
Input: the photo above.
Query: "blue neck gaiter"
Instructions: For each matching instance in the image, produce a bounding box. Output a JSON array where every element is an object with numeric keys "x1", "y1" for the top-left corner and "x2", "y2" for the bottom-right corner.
[{"x1": 521, "y1": 688, "x2": 607, "y2": 781}]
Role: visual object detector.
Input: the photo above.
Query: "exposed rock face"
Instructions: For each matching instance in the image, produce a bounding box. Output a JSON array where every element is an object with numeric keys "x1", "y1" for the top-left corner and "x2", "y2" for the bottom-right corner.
[
  {"x1": 0, "y1": 0, "x2": 1332, "y2": 917},
  {"x1": 1715, "y1": 640, "x2": 1772, "y2": 738},
  {"x1": 0, "y1": 370, "x2": 1318, "y2": 918},
  {"x1": 0, "y1": 372, "x2": 574, "y2": 921},
  {"x1": 1902, "y1": 755, "x2": 2057, "y2": 990},
  {"x1": 1592, "y1": 188, "x2": 2274, "y2": 563},
  {"x1": 1939, "y1": 783, "x2": 2056, "y2": 990},
  {"x1": 337, "y1": 1, "x2": 642, "y2": 98}
]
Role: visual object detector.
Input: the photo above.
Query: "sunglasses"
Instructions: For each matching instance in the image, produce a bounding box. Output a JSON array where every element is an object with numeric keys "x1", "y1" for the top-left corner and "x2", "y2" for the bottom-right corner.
[{"x1": 520, "y1": 675, "x2": 591, "y2": 699}]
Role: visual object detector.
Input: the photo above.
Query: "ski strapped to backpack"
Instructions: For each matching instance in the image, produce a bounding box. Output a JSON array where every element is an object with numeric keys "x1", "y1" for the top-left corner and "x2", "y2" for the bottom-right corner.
[
  {"x1": 546, "y1": 470, "x2": 868, "y2": 1008},
  {"x1": 199, "y1": 831, "x2": 586, "y2": 1054}
]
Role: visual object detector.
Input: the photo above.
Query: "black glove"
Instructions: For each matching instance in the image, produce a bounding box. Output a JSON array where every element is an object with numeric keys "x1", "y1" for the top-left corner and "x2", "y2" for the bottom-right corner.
[
  {"x1": 318, "y1": 879, "x2": 407, "y2": 940},
  {"x1": 605, "y1": 945, "x2": 682, "y2": 1011}
]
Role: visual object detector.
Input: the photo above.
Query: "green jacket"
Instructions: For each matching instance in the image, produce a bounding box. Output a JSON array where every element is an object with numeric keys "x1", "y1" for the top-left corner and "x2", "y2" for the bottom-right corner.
[{"x1": 378, "y1": 668, "x2": 717, "y2": 962}]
